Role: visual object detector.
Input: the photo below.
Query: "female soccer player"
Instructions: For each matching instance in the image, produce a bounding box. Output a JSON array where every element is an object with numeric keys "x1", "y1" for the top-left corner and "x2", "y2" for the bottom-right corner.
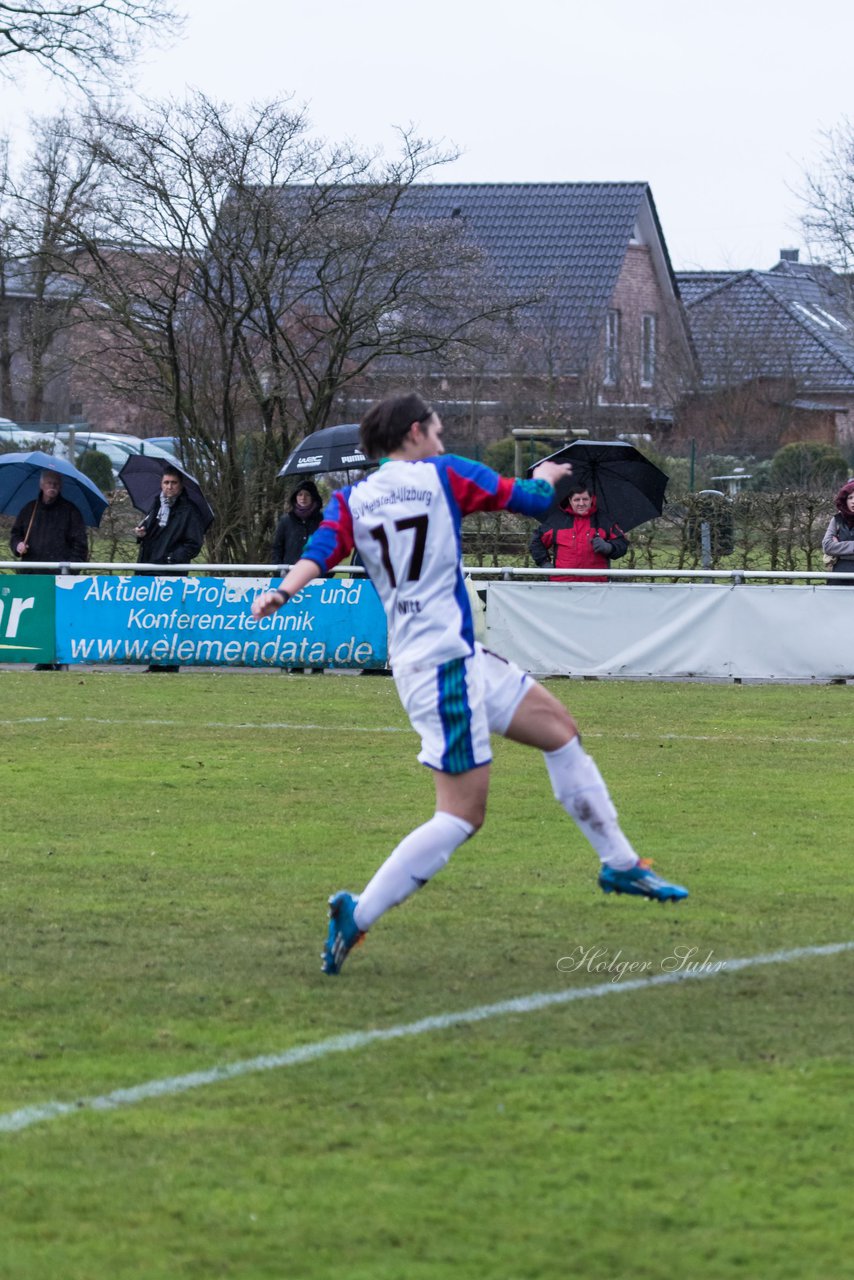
[{"x1": 252, "y1": 393, "x2": 687, "y2": 974}]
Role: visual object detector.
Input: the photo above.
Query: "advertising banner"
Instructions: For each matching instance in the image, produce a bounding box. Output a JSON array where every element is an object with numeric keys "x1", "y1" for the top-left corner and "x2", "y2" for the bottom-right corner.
[
  {"x1": 54, "y1": 576, "x2": 388, "y2": 668},
  {"x1": 0, "y1": 575, "x2": 55, "y2": 664},
  {"x1": 486, "y1": 581, "x2": 854, "y2": 681}
]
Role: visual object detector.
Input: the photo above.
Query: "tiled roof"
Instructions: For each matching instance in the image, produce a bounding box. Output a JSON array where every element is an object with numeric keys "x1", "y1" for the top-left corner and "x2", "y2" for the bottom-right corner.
[
  {"x1": 677, "y1": 262, "x2": 854, "y2": 390},
  {"x1": 394, "y1": 182, "x2": 658, "y2": 347},
  {"x1": 675, "y1": 271, "x2": 737, "y2": 305},
  {"x1": 272, "y1": 181, "x2": 669, "y2": 364}
]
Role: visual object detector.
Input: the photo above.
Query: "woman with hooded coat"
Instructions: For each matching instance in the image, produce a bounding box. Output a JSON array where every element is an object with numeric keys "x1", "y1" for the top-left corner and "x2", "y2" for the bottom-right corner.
[
  {"x1": 822, "y1": 479, "x2": 854, "y2": 585},
  {"x1": 271, "y1": 480, "x2": 323, "y2": 567},
  {"x1": 529, "y1": 482, "x2": 628, "y2": 583}
]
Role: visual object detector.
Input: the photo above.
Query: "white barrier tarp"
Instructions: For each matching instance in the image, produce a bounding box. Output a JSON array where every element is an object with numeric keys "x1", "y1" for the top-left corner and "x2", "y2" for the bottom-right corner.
[{"x1": 485, "y1": 582, "x2": 854, "y2": 680}]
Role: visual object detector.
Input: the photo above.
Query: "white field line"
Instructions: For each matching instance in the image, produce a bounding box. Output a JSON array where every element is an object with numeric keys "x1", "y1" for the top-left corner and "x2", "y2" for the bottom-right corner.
[
  {"x1": 2, "y1": 941, "x2": 852, "y2": 1136},
  {"x1": 0, "y1": 715, "x2": 408, "y2": 733},
  {"x1": 0, "y1": 715, "x2": 847, "y2": 747}
]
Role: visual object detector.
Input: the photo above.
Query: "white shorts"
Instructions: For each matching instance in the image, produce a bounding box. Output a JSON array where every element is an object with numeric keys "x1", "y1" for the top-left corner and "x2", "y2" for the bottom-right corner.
[{"x1": 394, "y1": 643, "x2": 534, "y2": 774}]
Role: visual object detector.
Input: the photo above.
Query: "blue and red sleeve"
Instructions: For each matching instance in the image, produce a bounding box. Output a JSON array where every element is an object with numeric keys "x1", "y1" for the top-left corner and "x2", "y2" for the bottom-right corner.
[
  {"x1": 439, "y1": 455, "x2": 554, "y2": 518},
  {"x1": 301, "y1": 489, "x2": 355, "y2": 572}
]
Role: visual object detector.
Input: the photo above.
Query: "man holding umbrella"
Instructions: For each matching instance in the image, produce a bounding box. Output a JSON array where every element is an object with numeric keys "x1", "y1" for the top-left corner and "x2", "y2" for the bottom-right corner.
[
  {"x1": 134, "y1": 466, "x2": 206, "y2": 569},
  {"x1": 10, "y1": 469, "x2": 89, "y2": 570},
  {"x1": 9, "y1": 467, "x2": 90, "y2": 670},
  {"x1": 530, "y1": 482, "x2": 628, "y2": 582},
  {"x1": 133, "y1": 465, "x2": 206, "y2": 672}
]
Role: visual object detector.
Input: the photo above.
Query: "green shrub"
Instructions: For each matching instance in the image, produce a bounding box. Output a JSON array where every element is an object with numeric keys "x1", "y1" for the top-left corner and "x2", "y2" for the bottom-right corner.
[
  {"x1": 482, "y1": 437, "x2": 521, "y2": 476},
  {"x1": 770, "y1": 441, "x2": 848, "y2": 491},
  {"x1": 76, "y1": 448, "x2": 115, "y2": 493}
]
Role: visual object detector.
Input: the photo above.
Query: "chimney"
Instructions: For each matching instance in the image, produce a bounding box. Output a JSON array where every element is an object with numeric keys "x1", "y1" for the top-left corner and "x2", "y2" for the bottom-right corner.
[{"x1": 779, "y1": 248, "x2": 800, "y2": 262}]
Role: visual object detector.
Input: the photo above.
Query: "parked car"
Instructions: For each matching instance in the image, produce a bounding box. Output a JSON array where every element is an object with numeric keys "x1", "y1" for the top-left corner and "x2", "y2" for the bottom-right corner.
[
  {"x1": 0, "y1": 423, "x2": 67, "y2": 453},
  {"x1": 145, "y1": 436, "x2": 218, "y2": 469},
  {"x1": 56, "y1": 431, "x2": 182, "y2": 483},
  {"x1": 146, "y1": 436, "x2": 183, "y2": 456},
  {"x1": 55, "y1": 429, "x2": 148, "y2": 449}
]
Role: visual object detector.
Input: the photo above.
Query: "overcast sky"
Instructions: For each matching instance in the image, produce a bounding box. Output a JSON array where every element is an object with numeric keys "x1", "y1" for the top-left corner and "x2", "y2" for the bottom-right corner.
[{"x1": 3, "y1": 0, "x2": 853, "y2": 271}]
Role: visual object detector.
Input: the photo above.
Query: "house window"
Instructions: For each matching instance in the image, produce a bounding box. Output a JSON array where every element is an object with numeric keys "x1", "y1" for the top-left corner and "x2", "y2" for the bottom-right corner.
[
  {"x1": 604, "y1": 309, "x2": 621, "y2": 386},
  {"x1": 641, "y1": 313, "x2": 657, "y2": 387}
]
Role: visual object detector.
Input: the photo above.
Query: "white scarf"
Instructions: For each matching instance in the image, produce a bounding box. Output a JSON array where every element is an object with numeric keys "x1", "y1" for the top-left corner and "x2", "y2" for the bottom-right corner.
[{"x1": 157, "y1": 494, "x2": 176, "y2": 527}]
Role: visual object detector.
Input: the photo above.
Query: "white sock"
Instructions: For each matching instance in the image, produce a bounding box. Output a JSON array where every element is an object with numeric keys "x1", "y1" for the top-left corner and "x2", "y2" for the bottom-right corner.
[
  {"x1": 544, "y1": 737, "x2": 638, "y2": 870},
  {"x1": 353, "y1": 811, "x2": 475, "y2": 931}
]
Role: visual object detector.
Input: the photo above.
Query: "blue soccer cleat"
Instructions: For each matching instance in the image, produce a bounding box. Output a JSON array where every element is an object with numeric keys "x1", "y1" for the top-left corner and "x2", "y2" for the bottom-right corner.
[
  {"x1": 321, "y1": 891, "x2": 365, "y2": 975},
  {"x1": 598, "y1": 858, "x2": 689, "y2": 902}
]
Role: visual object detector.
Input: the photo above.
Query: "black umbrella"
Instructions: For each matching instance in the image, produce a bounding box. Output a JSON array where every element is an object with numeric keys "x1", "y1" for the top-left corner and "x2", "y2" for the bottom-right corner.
[
  {"x1": 527, "y1": 440, "x2": 668, "y2": 533},
  {"x1": 118, "y1": 455, "x2": 215, "y2": 532},
  {"x1": 279, "y1": 424, "x2": 369, "y2": 477}
]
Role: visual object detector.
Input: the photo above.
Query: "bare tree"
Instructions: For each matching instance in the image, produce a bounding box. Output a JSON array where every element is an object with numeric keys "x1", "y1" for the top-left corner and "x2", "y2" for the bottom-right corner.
[
  {"x1": 0, "y1": 1, "x2": 183, "y2": 85},
  {"x1": 802, "y1": 120, "x2": 854, "y2": 273},
  {"x1": 55, "y1": 93, "x2": 530, "y2": 560},
  {"x1": 478, "y1": 263, "x2": 694, "y2": 447},
  {"x1": 0, "y1": 114, "x2": 99, "y2": 420},
  {"x1": 17, "y1": 115, "x2": 96, "y2": 419},
  {"x1": 0, "y1": 138, "x2": 14, "y2": 412}
]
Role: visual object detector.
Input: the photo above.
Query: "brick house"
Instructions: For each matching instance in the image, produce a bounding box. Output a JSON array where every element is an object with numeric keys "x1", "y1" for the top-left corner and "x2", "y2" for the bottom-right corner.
[
  {"x1": 0, "y1": 262, "x2": 75, "y2": 423},
  {"x1": 333, "y1": 182, "x2": 696, "y2": 447},
  {"x1": 4, "y1": 183, "x2": 695, "y2": 450},
  {"x1": 1, "y1": 247, "x2": 178, "y2": 438},
  {"x1": 676, "y1": 253, "x2": 854, "y2": 455}
]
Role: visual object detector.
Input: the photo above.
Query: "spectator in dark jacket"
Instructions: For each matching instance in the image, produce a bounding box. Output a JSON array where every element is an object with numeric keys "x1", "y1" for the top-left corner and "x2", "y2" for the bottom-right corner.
[
  {"x1": 135, "y1": 468, "x2": 205, "y2": 568},
  {"x1": 135, "y1": 467, "x2": 206, "y2": 671},
  {"x1": 272, "y1": 480, "x2": 323, "y2": 566},
  {"x1": 271, "y1": 479, "x2": 324, "y2": 674},
  {"x1": 10, "y1": 468, "x2": 89, "y2": 669},
  {"x1": 530, "y1": 484, "x2": 628, "y2": 582},
  {"x1": 10, "y1": 469, "x2": 88, "y2": 570}
]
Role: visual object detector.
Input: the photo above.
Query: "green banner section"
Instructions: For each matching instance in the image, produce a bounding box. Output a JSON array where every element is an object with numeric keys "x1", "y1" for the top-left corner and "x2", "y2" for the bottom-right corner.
[{"x1": 0, "y1": 576, "x2": 56, "y2": 663}]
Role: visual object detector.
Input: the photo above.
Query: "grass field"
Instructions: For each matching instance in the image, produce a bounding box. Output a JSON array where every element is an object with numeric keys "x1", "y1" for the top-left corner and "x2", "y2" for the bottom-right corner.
[{"x1": 1, "y1": 670, "x2": 853, "y2": 1279}]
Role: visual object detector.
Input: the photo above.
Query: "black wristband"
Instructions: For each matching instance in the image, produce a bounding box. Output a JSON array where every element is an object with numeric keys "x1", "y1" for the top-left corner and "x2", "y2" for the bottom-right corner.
[{"x1": 269, "y1": 587, "x2": 290, "y2": 605}]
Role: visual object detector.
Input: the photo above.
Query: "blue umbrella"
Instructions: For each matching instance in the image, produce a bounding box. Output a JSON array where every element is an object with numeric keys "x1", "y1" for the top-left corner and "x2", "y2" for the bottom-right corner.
[{"x1": 0, "y1": 450, "x2": 109, "y2": 526}]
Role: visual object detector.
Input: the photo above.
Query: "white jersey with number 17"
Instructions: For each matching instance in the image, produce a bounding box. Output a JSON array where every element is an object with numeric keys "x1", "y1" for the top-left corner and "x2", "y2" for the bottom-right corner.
[{"x1": 302, "y1": 453, "x2": 554, "y2": 672}]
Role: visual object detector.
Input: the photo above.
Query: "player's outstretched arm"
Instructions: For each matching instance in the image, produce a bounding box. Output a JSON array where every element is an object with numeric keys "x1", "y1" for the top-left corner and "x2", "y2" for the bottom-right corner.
[
  {"x1": 531, "y1": 460, "x2": 573, "y2": 487},
  {"x1": 252, "y1": 557, "x2": 323, "y2": 618}
]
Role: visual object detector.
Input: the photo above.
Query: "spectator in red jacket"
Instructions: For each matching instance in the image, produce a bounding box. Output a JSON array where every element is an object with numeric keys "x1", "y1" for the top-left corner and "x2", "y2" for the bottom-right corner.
[{"x1": 529, "y1": 483, "x2": 628, "y2": 582}]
